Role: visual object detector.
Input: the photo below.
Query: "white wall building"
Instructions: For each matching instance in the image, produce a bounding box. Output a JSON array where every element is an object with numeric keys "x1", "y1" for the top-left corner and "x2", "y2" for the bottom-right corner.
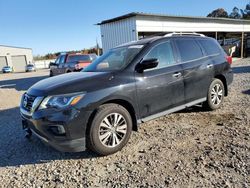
[
  {"x1": 98, "y1": 12, "x2": 250, "y2": 57},
  {"x1": 0, "y1": 45, "x2": 33, "y2": 72}
]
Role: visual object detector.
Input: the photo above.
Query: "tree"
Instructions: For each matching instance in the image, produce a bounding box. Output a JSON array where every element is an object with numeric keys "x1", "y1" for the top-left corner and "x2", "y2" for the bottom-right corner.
[
  {"x1": 241, "y1": 2, "x2": 250, "y2": 19},
  {"x1": 207, "y1": 8, "x2": 229, "y2": 18},
  {"x1": 229, "y1": 7, "x2": 242, "y2": 19}
]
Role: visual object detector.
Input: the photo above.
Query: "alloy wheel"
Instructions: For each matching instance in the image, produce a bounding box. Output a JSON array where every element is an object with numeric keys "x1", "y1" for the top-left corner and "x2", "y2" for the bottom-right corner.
[
  {"x1": 211, "y1": 83, "x2": 223, "y2": 105},
  {"x1": 98, "y1": 113, "x2": 127, "y2": 148}
]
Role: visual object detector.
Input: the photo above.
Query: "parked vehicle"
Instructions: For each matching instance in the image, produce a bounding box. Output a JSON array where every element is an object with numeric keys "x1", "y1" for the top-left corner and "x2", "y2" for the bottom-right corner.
[
  {"x1": 49, "y1": 53, "x2": 97, "y2": 76},
  {"x1": 220, "y1": 37, "x2": 250, "y2": 57},
  {"x1": 20, "y1": 33, "x2": 233, "y2": 155},
  {"x1": 2, "y1": 66, "x2": 13, "y2": 73},
  {"x1": 25, "y1": 64, "x2": 36, "y2": 72}
]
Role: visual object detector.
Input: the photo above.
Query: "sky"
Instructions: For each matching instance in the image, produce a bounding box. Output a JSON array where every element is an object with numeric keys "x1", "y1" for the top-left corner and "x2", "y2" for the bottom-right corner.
[{"x1": 0, "y1": 0, "x2": 248, "y2": 55}]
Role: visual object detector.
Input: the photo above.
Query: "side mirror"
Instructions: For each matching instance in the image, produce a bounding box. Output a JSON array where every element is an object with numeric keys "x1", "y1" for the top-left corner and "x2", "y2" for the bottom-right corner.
[
  {"x1": 49, "y1": 62, "x2": 57, "y2": 66},
  {"x1": 136, "y1": 58, "x2": 159, "y2": 73}
]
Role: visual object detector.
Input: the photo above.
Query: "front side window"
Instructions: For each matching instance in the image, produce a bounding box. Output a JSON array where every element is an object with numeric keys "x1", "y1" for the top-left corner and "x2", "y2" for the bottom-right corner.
[
  {"x1": 55, "y1": 55, "x2": 66, "y2": 64},
  {"x1": 55, "y1": 56, "x2": 60, "y2": 64},
  {"x1": 83, "y1": 45, "x2": 143, "y2": 72},
  {"x1": 144, "y1": 41, "x2": 175, "y2": 69},
  {"x1": 175, "y1": 39, "x2": 203, "y2": 62}
]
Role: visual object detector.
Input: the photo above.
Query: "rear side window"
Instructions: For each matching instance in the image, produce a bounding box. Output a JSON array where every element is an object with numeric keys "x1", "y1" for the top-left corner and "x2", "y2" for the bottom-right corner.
[
  {"x1": 198, "y1": 39, "x2": 221, "y2": 56},
  {"x1": 175, "y1": 39, "x2": 203, "y2": 62},
  {"x1": 144, "y1": 41, "x2": 175, "y2": 69}
]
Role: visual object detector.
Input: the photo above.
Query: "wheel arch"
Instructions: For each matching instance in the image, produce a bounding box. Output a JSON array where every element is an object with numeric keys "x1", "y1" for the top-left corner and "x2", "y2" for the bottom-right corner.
[
  {"x1": 103, "y1": 99, "x2": 138, "y2": 131},
  {"x1": 66, "y1": 69, "x2": 71, "y2": 73},
  {"x1": 214, "y1": 74, "x2": 228, "y2": 96},
  {"x1": 86, "y1": 99, "x2": 138, "y2": 133}
]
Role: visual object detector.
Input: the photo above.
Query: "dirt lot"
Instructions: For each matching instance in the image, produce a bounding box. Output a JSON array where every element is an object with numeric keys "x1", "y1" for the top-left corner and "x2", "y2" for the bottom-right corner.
[{"x1": 0, "y1": 60, "x2": 249, "y2": 188}]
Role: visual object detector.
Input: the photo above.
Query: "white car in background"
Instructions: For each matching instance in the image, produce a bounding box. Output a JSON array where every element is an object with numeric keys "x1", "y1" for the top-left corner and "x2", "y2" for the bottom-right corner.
[
  {"x1": 2, "y1": 66, "x2": 13, "y2": 73},
  {"x1": 25, "y1": 64, "x2": 36, "y2": 72}
]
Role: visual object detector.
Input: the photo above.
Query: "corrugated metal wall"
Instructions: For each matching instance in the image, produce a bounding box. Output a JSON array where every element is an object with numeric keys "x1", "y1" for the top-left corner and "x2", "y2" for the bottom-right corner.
[
  {"x1": 100, "y1": 17, "x2": 137, "y2": 52},
  {"x1": 136, "y1": 16, "x2": 250, "y2": 33}
]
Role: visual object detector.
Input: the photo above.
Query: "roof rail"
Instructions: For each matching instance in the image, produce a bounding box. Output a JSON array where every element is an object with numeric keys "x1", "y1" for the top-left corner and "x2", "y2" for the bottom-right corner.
[{"x1": 164, "y1": 32, "x2": 205, "y2": 37}]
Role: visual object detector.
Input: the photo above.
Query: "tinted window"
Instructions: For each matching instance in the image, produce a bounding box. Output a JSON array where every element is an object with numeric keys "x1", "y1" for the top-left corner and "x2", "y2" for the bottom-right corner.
[
  {"x1": 67, "y1": 55, "x2": 91, "y2": 62},
  {"x1": 175, "y1": 39, "x2": 203, "y2": 62},
  {"x1": 144, "y1": 41, "x2": 175, "y2": 69},
  {"x1": 55, "y1": 56, "x2": 60, "y2": 64},
  {"x1": 83, "y1": 46, "x2": 143, "y2": 72},
  {"x1": 198, "y1": 39, "x2": 221, "y2": 55},
  {"x1": 57, "y1": 55, "x2": 66, "y2": 64}
]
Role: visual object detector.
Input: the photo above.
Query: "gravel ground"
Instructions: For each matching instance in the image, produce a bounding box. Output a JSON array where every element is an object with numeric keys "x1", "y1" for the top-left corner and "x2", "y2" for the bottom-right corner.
[{"x1": 0, "y1": 60, "x2": 249, "y2": 188}]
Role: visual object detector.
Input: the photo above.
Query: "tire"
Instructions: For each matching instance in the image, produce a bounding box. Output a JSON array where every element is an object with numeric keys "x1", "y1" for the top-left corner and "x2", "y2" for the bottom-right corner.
[
  {"x1": 87, "y1": 103, "x2": 132, "y2": 156},
  {"x1": 203, "y1": 78, "x2": 225, "y2": 111},
  {"x1": 49, "y1": 71, "x2": 53, "y2": 77}
]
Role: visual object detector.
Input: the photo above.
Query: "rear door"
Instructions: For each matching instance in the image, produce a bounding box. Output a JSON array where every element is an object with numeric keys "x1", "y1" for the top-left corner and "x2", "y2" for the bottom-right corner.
[
  {"x1": 135, "y1": 40, "x2": 185, "y2": 119},
  {"x1": 174, "y1": 37, "x2": 214, "y2": 103}
]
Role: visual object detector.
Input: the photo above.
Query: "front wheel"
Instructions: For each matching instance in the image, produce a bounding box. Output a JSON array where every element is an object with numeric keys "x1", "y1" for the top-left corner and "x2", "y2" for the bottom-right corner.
[
  {"x1": 87, "y1": 104, "x2": 132, "y2": 156},
  {"x1": 203, "y1": 78, "x2": 225, "y2": 110}
]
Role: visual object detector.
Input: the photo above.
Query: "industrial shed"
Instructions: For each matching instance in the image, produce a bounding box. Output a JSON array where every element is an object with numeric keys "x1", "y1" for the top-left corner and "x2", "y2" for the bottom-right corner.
[
  {"x1": 0, "y1": 45, "x2": 33, "y2": 72},
  {"x1": 98, "y1": 12, "x2": 250, "y2": 57}
]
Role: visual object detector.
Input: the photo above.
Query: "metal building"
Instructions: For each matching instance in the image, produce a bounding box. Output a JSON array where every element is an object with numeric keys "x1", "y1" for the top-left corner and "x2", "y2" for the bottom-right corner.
[
  {"x1": 0, "y1": 45, "x2": 33, "y2": 72},
  {"x1": 98, "y1": 12, "x2": 250, "y2": 57}
]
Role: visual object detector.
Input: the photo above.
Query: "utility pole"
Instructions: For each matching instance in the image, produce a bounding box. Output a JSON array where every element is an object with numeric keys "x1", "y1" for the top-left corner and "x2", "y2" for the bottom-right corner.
[
  {"x1": 96, "y1": 38, "x2": 100, "y2": 56},
  {"x1": 241, "y1": 32, "x2": 244, "y2": 58}
]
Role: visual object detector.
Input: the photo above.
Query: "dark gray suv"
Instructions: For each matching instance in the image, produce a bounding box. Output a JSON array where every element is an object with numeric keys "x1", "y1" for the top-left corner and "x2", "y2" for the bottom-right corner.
[{"x1": 20, "y1": 33, "x2": 233, "y2": 155}]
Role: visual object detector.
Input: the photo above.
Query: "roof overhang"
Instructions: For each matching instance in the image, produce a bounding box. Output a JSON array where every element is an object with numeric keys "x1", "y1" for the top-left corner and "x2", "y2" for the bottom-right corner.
[{"x1": 97, "y1": 12, "x2": 250, "y2": 25}]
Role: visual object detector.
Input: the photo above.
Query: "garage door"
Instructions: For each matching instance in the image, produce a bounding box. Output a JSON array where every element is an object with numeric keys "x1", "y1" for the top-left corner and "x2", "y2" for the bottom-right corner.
[
  {"x1": 11, "y1": 55, "x2": 27, "y2": 72},
  {"x1": 0, "y1": 56, "x2": 7, "y2": 70}
]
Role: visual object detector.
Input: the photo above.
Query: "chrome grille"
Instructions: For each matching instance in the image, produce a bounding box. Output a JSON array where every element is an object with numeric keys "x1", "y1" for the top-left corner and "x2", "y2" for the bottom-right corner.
[{"x1": 23, "y1": 93, "x2": 36, "y2": 111}]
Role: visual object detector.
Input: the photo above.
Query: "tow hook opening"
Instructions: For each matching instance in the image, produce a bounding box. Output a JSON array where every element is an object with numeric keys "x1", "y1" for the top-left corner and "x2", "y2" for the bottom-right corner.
[{"x1": 25, "y1": 128, "x2": 32, "y2": 140}]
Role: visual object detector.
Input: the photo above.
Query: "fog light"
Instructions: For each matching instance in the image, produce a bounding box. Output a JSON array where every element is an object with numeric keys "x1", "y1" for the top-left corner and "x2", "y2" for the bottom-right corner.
[
  {"x1": 49, "y1": 125, "x2": 66, "y2": 136},
  {"x1": 57, "y1": 125, "x2": 66, "y2": 134}
]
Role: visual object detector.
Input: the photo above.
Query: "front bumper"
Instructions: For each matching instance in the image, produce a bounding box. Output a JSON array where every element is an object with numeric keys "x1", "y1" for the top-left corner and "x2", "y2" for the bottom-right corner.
[
  {"x1": 20, "y1": 107, "x2": 92, "y2": 152},
  {"x1": 26, "y1": 68, "x2": 35, "y2": 72}
]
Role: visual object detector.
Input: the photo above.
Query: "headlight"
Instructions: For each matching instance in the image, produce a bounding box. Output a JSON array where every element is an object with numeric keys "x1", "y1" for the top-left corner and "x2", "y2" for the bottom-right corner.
[{"x1": 39, "y1": 92, "x2": 85, "y2": 110}]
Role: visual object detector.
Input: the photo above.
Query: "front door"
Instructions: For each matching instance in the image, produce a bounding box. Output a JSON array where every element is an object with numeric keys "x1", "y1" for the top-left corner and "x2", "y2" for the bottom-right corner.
[
  {"x1": 57, "y1": 55, "x2": 67, "y2": 75},
  {"x1": 135, "y1": 40, "x2": 185, "y2": 119}
]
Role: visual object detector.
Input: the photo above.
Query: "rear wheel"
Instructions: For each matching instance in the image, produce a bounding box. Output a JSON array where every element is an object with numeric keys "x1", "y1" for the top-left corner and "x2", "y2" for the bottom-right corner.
[
  {"x1": 87, "y1": 104, "x2": 132, "y2": 156},
  {"x1": 203, "y1": 78, "x2": 225, "y2": 110}
]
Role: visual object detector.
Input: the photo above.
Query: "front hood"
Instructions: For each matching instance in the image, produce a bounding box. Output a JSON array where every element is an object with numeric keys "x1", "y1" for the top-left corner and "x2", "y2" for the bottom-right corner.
[{"x1": 27, "y1": 72, "x2": 112, "y2": 96}]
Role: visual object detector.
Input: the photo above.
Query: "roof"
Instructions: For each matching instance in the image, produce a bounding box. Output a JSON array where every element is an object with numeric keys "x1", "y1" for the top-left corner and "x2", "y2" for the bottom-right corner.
[
  {"x1": 0, "y1": 45, "x2": 32, "y2": 50},
  {"x1": 116, "y1": 34, "x2": 210, "y2": 48},
  {"x1": 97, "y1": 12, "x2": 250, "y2": 25},
  {"x1": 116, "y1": 37, "x2": 161, "y2": 48}
]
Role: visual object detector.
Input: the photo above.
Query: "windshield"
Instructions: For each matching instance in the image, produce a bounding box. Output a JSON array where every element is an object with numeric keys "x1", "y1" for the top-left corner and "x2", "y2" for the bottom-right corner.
[
  {"x1": 67, "y1": 55, "x2": 90, "y2": 62},
  {"x1": 83, "y1": 45, "x2": 143, "y2": 72}
]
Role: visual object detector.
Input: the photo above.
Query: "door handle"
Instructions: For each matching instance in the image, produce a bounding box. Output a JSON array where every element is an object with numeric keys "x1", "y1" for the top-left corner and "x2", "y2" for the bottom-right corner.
[
  {"x1": 207, "y1": 64, "x2": 214, "y2": 69},
  {"x1": 172, "y1": 72, "x2": 182, "y2": 78}
]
